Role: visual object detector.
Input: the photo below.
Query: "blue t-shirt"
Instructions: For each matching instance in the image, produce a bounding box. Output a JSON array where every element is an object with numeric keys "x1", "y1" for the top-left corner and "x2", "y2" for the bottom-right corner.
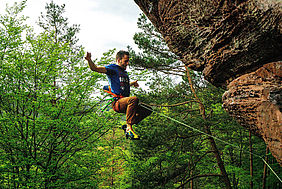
[{"x1": 105, "y1": 64, "x2": 130, "y2": 97}]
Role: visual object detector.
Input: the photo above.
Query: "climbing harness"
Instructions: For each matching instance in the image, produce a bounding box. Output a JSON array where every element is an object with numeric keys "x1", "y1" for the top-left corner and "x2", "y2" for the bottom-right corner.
[
  {"x1": 103, "y1": 85, "x2": 124, "y2": 99},
  {"x1": 138, "y1": 103, "x2": 282, "y2": 183},
  {"x1": 97, "y1": 85, "x2": 124, "y2": 116}
]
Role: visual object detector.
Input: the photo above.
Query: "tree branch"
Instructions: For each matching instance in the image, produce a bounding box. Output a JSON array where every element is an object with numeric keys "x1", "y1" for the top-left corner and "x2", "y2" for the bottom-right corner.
[{"x1": 177, "y1": 174, "x2": 222, "y2": 189}]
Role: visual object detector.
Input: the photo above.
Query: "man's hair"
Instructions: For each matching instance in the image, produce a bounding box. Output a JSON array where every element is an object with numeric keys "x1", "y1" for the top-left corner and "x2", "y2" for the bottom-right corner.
[{"x1": 116, "y1": 50, "x2": 129, "y2": 61}]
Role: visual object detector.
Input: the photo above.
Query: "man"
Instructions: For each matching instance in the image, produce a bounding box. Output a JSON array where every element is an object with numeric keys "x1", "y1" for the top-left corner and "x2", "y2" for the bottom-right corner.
[{"x1": 85, "y1": 50, "x2": 152, "y2": 140}]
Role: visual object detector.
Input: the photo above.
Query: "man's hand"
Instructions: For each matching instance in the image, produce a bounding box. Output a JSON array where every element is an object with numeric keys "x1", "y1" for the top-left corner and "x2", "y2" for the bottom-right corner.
[
  {"x1": 85, "y1": 52, "x2": 107, "y2": 73},
  {"x1": 85, "y1": 52, "x2": 91, "y2": 61},
  {"x1": 130, "y1": 80, "x2": 139, "y2": 88}
]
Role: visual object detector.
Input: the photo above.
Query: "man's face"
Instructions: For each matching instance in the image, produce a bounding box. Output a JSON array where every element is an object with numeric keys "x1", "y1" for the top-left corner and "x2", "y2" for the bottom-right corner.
[{"x1": 117, "y1": 55, "x2": 129, "y2": 70}]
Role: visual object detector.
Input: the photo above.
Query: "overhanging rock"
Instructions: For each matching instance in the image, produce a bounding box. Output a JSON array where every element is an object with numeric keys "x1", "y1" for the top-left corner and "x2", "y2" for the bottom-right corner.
[{"x1": 134, "y1": 0, "x2": 282, "y2": 165}]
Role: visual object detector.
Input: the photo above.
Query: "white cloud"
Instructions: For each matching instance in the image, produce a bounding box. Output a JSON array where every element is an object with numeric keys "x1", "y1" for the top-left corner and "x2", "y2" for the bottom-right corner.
[{"x1": 0, "y1": 0, "x2": 142, "y2": 58}]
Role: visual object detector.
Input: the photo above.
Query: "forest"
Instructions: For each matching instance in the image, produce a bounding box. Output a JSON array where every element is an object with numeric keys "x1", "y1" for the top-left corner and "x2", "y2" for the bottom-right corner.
[{"x1": 0, "y1": 1, "x2": 281, "y2": 189}]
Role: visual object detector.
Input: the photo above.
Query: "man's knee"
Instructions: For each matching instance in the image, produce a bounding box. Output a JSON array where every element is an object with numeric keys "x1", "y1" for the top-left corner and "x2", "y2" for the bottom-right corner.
[{"x1": 129, "y1": 96, "x2": 139, "y2": 104}]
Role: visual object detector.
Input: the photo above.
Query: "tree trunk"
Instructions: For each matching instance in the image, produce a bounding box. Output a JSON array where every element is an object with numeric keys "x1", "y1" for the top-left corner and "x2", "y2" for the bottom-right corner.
[
  {"x1": 185, "y1": 66, "x2": 232, "y2": 189},
  {"x1": 204, "y1": 124, "x2": 232, "y2": 189},
  {"x1": 262, "y1": 147, "x2": 269, "y2": 189},
  {"x1": 249, "y1": 130, "x2": 253, "y2": 189}
]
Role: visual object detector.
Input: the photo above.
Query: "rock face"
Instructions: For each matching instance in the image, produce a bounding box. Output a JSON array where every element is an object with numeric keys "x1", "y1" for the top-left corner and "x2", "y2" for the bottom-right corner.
[
  {"x1": 134, "y1": 0, "x2": 282, "y2": 165},
  {"x1": 222, "y1": 62, "x2": 282, "y2": 165}
]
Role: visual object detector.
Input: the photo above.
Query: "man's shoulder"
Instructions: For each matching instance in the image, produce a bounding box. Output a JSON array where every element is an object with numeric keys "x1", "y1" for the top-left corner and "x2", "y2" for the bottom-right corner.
[
  {"x1": 106, "y1": 64, "x2": 118, "y2": 69},
  {"x1": 105, "y1": 64, "x2": 119, "y2": 75}
]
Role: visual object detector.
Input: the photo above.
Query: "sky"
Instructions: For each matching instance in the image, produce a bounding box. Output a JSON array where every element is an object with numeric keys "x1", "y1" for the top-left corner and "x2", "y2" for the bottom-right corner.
[{"x1": 0, "y1": 0, "x2": 143, "y2": 58}]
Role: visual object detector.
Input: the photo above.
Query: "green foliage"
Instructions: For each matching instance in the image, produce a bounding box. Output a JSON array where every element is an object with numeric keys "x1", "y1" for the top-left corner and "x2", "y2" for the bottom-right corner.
[
  {"x1": 0, "y1": 2, "x2": 281, "y2": 189},
  {"x1": 0, "y1": 1, "x2": 112, "y2": 188},
  {"x1": 127, "y1": 81, "x2": 278, "y2": 188},
  {"x1": 128, "y1": 14, "x2": 184, "y2": 77}
]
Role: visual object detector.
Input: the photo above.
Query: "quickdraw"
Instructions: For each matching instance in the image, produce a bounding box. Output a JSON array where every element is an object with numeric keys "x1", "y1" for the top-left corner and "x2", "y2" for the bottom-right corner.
[
  {"x1": 97, "y1": 85, "x2": 124, "y2": 116},
  {"x1": 97, "y1": 97, "x2": 116, "y2": 116}
]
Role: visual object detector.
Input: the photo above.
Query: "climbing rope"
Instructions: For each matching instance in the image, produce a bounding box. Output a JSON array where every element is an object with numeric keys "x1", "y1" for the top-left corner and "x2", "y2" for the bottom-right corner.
[
  {"x1": 96, "y1": 96, "x2": 281, "y2": 182},
  {"x1": 139, "y1": 103, "x2": 282, "y2": 183}
]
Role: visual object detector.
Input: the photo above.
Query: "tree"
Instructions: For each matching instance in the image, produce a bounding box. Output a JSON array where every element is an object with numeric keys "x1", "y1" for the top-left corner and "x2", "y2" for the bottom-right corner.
[
  {"x1": 126, "y1": 13, "x2": 272, "y2": 188},
  {"x1": 128, "y1": 14, "x2": 185, "y2": 77},
  {"x1": 0, "y1": 1, "x2": 108, "y2": 188}
]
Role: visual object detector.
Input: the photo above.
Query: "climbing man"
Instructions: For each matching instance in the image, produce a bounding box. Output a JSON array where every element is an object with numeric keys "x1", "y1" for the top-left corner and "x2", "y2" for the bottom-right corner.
[{"x1": 85, "y1": 50, "x2": 152, "y2": 140}]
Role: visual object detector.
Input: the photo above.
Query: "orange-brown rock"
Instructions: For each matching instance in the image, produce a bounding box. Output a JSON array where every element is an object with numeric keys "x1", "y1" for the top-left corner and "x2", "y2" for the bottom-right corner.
[
  {"x1": 222, "y1": 62, "x2": 282, "y2": 165},
  {"x1": 134, "y1": 0, "x2": 282, "y2": 164},
  {"x1": 134, "y1": 0, "x2": 282, "y2": 87}
]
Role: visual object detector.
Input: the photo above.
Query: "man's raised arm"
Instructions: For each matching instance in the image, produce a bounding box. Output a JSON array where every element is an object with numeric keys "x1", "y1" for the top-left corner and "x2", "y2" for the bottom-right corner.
[{"x1": 85, "y1": 52, "x2": 107, "y2": 73}]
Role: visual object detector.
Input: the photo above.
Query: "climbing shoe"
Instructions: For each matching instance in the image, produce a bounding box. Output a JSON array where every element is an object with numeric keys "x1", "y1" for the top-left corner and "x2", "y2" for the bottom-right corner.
[{"x1": 125, "y1": 127, "x2": 140, "y2": 140}]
